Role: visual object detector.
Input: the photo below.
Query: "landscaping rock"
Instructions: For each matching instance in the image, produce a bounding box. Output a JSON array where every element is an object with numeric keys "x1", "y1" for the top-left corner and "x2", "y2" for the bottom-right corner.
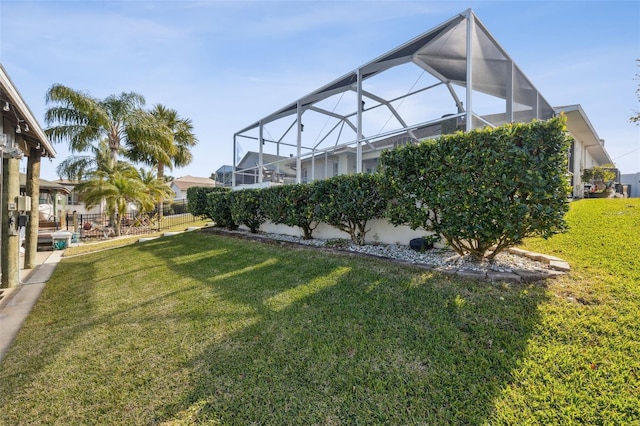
[
  {"x1": 549, "y1": 260, "x2": 571, "y2": 272},
  {"x1": 514, "y1": 270, "x2": 549, "y2": 282},
  {"x1": 200, "y1": 228, "x2": 569, "y2": 283}
]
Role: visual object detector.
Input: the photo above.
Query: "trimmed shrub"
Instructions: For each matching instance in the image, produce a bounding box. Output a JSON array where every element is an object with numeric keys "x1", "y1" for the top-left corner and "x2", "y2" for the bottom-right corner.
[
  {"x1": 261, "y1": 183, "x2": 320, "y2": 240},
  {"x1": 171, "y1": 202, "x2": 188, "y2": 215},
  {"x1": 162, "y1": 202, "x2": 188, "y2": 216},
  {"x1": 315, "y1": 173, "x2": 391, "y2": 245},
  {"x1": 229, "y1": 189, "x2": 265, "y2": 233},
  {"x1": 381, "y1": 116, "x2": 571, "y2": 260},
  {"x1": 187, "y1": 187, "x2": 228, "y2": 216},
  {"x1": 205, "y1": 191, "x2": 237, "y2": 229}
]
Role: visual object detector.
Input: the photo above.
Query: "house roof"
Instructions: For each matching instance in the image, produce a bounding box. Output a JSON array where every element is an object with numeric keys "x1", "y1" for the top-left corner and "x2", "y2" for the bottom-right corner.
[
  {"x1": 19, "y1": 173, "x2": 70, "y2": 194},
  {"x1": 555, "y1": 105, "x2": 613, "y2": 165},
  {"x1": 237, "y1": 152, "x2": 297, "y2": 176},
  {"x1": 52, "y1": 179, "x2": 78, "y2": 186},
  {"x1": 1, "y1": 63, "x2": 56, "y2": 158},
  {"x1": 216, "y1": 165, "x2": 234, "y2": 173},
  {"x1": 171, "y1": 175, "x2": 217, "y2": 191}
]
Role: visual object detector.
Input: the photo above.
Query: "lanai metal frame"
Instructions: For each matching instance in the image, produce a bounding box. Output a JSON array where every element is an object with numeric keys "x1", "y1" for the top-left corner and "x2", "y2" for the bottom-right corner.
[{"x1": 232, "y1": 8, "x2": 555, "y2": 187}]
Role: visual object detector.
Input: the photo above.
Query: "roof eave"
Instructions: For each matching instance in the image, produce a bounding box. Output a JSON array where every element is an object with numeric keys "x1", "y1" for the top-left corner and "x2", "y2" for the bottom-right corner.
[
  {"x1": 0, "y1": 63, "x2": 56, "y2": 157},
  {"x1": 555, "y1": 104, "x2": 613, "y2": 165}
]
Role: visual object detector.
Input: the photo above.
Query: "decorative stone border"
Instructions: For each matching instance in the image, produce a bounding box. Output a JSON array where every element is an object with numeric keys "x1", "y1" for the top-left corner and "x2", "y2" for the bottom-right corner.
[
  {"x1": 197, "y1": 227, "x2": 569, "y2": 283},
  {"x1": 435, "y1": 264, "x2": 567, "y2": 283},
  {"x1": 507, "y1": 247, "x2": 571, "y2": 272}
]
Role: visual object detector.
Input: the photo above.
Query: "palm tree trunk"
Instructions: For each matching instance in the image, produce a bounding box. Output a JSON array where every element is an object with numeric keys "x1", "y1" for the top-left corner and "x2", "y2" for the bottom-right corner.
[
  {"x1": 110, "y1": 211, "x2": 119, "y2": 237},
  {"x1": 108, "y1": 129, "x2": 121, "y2": 168},
  {"x1": 157, "y1": 162, "x2": 165, "y2": 221}
]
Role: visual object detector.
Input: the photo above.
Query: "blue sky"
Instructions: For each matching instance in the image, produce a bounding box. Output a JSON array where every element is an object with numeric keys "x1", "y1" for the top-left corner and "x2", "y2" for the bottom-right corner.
[{"x1": 1, "y1": 0, "x2": 639, "y2": 180}]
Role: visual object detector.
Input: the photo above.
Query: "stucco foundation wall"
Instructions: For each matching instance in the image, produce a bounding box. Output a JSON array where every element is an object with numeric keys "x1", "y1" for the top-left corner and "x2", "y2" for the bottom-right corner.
[{"x1": 257, "y1": 218, "x2": 428, "y2": 245}]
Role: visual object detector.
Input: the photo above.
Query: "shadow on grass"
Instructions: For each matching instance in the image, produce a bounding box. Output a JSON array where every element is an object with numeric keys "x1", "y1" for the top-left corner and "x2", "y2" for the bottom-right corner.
[
  {"x1": 0, "y1": 231, "x2": 548, "y2": 424},
  {"x1": 140, "y1": 232, "x2": 549, "y2": 425},
  {"x1": 0, "y1": 257, "x2": 100, "y2": 399}
]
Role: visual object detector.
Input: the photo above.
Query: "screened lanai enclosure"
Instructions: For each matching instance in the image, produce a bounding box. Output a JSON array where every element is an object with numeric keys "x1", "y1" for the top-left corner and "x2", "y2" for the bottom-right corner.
[{"x1": 232, "y1": 9, "x2": 555, "y2": 187}]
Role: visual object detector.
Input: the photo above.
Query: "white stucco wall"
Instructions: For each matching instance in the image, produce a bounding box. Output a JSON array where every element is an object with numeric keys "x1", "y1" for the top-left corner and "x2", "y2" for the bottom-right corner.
[
  {"x1": 567, "y1": 131, "x2": 611, "y2": 199},
  {"x1": 257, "y1": 218, "x2": 430, "y2": 246},
  {"x1": 621, "y1": 173, "x2": 640, "y2": 198},
  {"x1": 301, "y1": 154, "x2": 353, "y2": 183},
  {"x1": 171, "y1": 184, "x2": 186, "y2": 200}
]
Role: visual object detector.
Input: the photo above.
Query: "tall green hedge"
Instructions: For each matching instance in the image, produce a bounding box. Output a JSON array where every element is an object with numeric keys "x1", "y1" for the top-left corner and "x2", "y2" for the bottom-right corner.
[
  {"x1": 315, "y1": 174, "x2": 391, "y2": 245},
  {"x1": 187, "y1": 187, "x2": 228, "y2": 216},
  {"x1": 229, "y1": 189, "x2": 265, "y2": 233},
  {"x1": 261, "y1": 183, "x2": 320, "y2": 240},
  {"x1": 381, "y1": 116, "x2": 571, "y2": 260},
  {"x1": 205, "y1": 191, "x2": 237, "y2": 229}
]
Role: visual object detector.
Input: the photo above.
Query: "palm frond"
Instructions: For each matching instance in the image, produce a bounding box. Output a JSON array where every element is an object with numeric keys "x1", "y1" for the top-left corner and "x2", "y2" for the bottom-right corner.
[
  {"x1": 56, "y1": 155, "x2": 97, "y2": 181},
  {"x1": 136, "y1": 103, "x2": 198, "y2": 170}
]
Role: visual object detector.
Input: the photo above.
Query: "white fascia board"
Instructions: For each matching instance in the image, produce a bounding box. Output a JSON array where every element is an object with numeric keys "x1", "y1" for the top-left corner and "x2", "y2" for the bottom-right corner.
[{"x1": 556, "y1": 104, "x2": 613, "y2": 165}]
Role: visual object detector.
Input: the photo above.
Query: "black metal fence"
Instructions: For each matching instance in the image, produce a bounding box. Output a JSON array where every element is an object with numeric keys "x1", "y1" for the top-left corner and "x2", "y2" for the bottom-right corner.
[{"x1": 64, "y1": 200, "x2": 202, "y2": 239}]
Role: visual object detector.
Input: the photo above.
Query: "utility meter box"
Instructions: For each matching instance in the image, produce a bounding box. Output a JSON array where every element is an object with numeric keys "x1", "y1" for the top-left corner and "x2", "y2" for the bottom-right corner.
[{"x1": 17, "y1": 195, "x2": 31, "y2": 211}]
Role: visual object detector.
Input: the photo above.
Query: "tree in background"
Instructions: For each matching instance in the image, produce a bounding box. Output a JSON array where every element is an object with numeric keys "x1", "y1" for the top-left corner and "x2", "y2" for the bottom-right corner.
[
  {"x1": 127, "y1": 104, "x2": 198, "y2": 219},
  {"x1": 581, "y1": 164, "x2": 617, "y2": 193},
  {"x1": 55, "y1": 139, "x2": 112, "y2": 181},
  {"x1": 76, "y1": 162, "x2": 152, "y2": 237},
  {"x1": 137, "y1": 167, "x2": 176, "y2": 216},
  {"x1": 56, "y1": 140, "x2": 173, "y2": 235},
  {"x1": 44, "y1": 85, "x2": 171, "y2": 168},
  {"x1": 45, "y1": 86, "x2": 196, "y2": 233}
]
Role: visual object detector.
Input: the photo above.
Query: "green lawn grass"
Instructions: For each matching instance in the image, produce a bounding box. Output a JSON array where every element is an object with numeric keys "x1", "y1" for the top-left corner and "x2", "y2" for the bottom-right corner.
[
  {"x1": 494, "y1": 198, "x2": 640, "y2": 424},
  {"x1": 63, "y1": 218, "x2": 211, "y2": 257},
  {"x1": 0, "y1": 199, "x2": 638, "y2": 424}
]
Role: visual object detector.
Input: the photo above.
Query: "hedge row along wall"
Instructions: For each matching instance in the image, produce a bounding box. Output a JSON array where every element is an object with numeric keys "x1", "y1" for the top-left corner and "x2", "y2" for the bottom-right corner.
[
  {"x1": 194, "y1": 175, "x2": 388, "y2": 246},
  {"x1": 382, "y1": 115, "x2": 571, "y2": 260},
  {"x1": 186, "y1": 186, "x2": 229, "y2": 217},
  {"x1": 188, "y1": 116, "x2": 571, "y2": 259}
]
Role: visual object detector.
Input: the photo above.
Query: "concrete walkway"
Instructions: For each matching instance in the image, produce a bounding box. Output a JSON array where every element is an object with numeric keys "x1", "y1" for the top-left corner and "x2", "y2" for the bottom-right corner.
[{"x1": 0, "y1": 250, "x2": 64, "y2": 362}]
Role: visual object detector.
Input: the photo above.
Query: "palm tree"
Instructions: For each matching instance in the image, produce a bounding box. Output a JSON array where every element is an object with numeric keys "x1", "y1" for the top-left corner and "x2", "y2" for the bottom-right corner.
[
  {"x1": 44, "y1": 85, "x2": 172, "y2": 168},
  {"x1": 77, "y1": 162, "x2": 154, "y2": 237},
  {"x1": 127, "y1": 104, "x2": 197, "y2": 219},
  {"x1": 55, "y1": 139, "x2": 112, "y2": 181},
  {"x1": 137, "y1": 167, "x2": 175, "y2": 216}
]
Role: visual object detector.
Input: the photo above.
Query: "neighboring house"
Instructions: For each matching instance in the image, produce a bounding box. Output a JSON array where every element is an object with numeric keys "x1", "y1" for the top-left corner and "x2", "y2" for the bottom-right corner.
[
  {"x1": 19, "y1": 174, "x2": 71, "y2": 222},
  {"x1": 235, "y1": 152, "x2": 296, "y2": 186},
  {"x1": 52, "y1": 179, "x2": 105, "y2": 215},
  {"x1": 215, "y1": 165, "x2": 233, "y2": 187},
  {"x1": 283, "y1": 121, "x2": 445, "y2": 183},
  {"x1": 231, "y1": 9, "x2": 614, "y2": 197},
  {"x1": 171, "y1": 175, "x2": 218, "y2": 200},
  {"x1": 621, "y1": 172, "x2": 640, "y2": 198}
]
